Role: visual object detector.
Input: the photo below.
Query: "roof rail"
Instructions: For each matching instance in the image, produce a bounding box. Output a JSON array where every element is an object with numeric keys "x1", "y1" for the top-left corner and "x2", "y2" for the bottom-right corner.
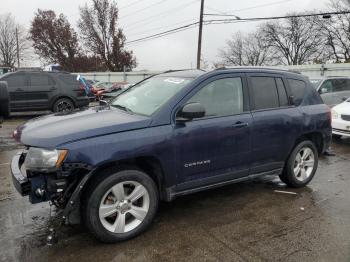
[
  {"x1": 163, "y1": 68, "x2": 206, "y2": 73},
  {"x1": 214, "y1": 66, "x2": 302, "y2": 74}
]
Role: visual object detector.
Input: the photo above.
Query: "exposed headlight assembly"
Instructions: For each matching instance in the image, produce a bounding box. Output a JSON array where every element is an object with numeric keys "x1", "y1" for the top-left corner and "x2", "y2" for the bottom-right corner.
[{"x1": 24, "y1": 147, "x2": 68, "y2": 172}]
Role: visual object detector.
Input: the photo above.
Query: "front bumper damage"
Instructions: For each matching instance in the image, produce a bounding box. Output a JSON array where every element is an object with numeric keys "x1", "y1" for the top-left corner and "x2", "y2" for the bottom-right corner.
[
  {"x1": 11, "y1": 152, "x2": 30, "y2": 196},
  {"x1": 11, "y1": 150, "x2": 93, "y2": 224}
]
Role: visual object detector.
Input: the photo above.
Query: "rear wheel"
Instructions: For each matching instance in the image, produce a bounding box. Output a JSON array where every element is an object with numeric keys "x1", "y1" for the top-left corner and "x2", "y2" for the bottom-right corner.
[
  {"x1": 83, "y1": 169, "x2": 159, "y2": 243},
  {"x1": 53, "y1": 98, "x2": 74, "y2": 113},
  {"x1": 279, "y1": 140, "x2": 318, "y2": 188},
  {"x1": 0, "y1": 101, "x2": 10, "y2": 118}
]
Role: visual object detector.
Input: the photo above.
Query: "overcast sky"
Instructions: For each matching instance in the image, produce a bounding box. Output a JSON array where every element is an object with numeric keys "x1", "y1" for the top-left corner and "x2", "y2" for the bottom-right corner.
[{"x1": 2, "y1": 0, "x2": 330, "y2": 70}]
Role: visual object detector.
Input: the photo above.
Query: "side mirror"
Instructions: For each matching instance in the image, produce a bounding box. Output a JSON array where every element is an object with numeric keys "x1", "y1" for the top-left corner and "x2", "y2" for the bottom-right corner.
[
  {"x1": 177, "y1": 102, "x2": 205, "y2": 122},
  {"x1": 342, "y1": 96, "x2": 348, "y2": 101}
]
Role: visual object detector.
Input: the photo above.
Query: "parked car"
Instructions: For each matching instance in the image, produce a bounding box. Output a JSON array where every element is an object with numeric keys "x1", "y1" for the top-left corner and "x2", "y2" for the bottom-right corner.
[
  {"x1": 0, "y1": 71, "x2": 90, "y2": 113},
  {"x1": 11, "y1": 68, "x2": 331, "y2": 243},
  {"x1": 310, "y1": 76, "x2": 350, "y2": 107},
  {"x1": 0, "y1": 81, "x2": 10, "y2": 119},
  {"x1": 331, "y1": 98, "x2": 350, "y2": 138}
]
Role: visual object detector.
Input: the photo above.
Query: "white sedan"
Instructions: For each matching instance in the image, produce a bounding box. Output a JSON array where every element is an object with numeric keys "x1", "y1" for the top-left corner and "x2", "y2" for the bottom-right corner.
[{"x1": 332, "y1": 98, "x2": 350, "y2": 138}]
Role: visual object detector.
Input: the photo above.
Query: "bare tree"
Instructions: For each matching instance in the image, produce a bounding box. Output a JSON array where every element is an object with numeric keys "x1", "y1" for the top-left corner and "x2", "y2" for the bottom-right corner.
[
  {"x1": 78, "y1": 0, "x2": 136, "y2": 71},
  {"x1": 219, "y1": 32, "x2": 245, "y2": 66},
  {"x1": 0, "y1": 14, "x2": 29, "y2": 68},
  {"x1": 261, "y1": 14, "x2": 324, "y2": 65},
  {"x1": 316, "y1": 0, "x2": 350, "y2": 62},
  {"x1": 218, "y1": 30, "x2": 272, "y2": 66}
]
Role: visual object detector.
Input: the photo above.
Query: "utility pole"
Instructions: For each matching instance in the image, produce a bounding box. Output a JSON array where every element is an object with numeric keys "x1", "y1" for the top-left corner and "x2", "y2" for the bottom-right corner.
[
  {"x1": 196, "y1": 0, "x2": 204, "y2": 69},
  {"x1": 15, "y1": 27, "x2": 20, "y2": 69}
]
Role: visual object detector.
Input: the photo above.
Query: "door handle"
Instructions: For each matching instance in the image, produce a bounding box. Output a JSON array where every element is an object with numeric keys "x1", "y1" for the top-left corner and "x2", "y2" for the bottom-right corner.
[
  {"x1": 50, "y1": 86, "x2": 57, "y2": 90},
  {"x1": 16, "y1": 88, "x2": 24, "y2": 91},
  {"x1": 232, "y1": 122, "x2": 249, "y2": 128}
]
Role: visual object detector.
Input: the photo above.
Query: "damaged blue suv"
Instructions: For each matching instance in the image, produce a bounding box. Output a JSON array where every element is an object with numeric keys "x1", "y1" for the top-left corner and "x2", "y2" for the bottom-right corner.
[{"x1": 11, "y1": 68, "x2": 331, "y2": 243}]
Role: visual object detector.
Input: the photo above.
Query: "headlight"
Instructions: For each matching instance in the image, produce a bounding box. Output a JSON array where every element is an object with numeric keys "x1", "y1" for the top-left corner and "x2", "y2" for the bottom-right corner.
[
  {"x1": 331, "y1": 109, "x2": 339, "y2": 119},
  {"x1": 24, "y1": 147, "x2": 68, "y2": 172}
]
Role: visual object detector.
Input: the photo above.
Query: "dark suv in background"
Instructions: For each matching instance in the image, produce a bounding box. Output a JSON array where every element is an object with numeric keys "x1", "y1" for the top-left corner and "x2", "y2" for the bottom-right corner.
[
  {"x1": 0, "y1": 71, "x2": 89, "y2": 113},
  {"x1": 11, "y1": 68, "x2": 331, "y2": 243}
]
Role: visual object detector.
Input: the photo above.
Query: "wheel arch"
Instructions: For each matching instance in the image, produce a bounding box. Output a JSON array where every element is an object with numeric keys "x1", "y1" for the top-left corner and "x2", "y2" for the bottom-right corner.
[
  {"x1": 295, "y1": 132, "x2": 324, "y2": 154},
  {"x1": 50, "y1": 95, "x2": 76, "y2": 110},
  {"x1": 83, "y1": 156, "x2": 166, "y2": 201}
]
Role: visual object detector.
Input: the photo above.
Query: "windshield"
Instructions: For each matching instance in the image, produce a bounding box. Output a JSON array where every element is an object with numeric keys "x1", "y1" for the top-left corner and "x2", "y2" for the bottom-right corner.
[
  {"x1": 309, "y1": 79, "x2": 322, "y2": 89},
  {"x1": 111, "y1": 76, "x2": 192, "y2": 116}
]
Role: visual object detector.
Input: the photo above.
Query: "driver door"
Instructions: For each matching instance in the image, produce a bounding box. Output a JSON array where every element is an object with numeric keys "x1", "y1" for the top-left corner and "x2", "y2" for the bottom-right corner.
[{"x1": 173, "y1": 74, "x2": 252, "y2": 190}]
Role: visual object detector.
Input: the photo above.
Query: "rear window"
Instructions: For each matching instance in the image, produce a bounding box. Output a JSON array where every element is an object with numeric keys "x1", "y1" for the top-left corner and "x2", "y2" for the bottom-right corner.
[
  {"x1": 276, "y1": 78, "x2": 289, "y2": 107},
  {"x1": 59, "y1": 75, "x2": 79, "y2": 85},
  {"x1": 287, "y1": 79, "x2": 306, "y2": 106},
  {"x1": 30, "y1": 74, "x2": 54, "y2": 86},
  {"x1": 251, "y1": 77, "x2": 279, "y2": 110}
]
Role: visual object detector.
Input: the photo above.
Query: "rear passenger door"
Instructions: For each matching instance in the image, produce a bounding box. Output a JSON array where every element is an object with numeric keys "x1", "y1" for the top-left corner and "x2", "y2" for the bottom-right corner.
[
  {"x1": 2, "y1": 73, "x2": 29, "y2": 110},
  {"x1": 27, "y1": 73, "x2": 57, "y2": 110},
  {"x1": 248, "y1": 74, "x2": 299, "y2": 175}
]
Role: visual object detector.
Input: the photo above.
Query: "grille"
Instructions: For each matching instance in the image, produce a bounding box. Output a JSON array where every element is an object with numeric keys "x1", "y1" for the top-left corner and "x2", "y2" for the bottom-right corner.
[{"x1": 341, "y1": 114, "x2": 350, "y2": 121}]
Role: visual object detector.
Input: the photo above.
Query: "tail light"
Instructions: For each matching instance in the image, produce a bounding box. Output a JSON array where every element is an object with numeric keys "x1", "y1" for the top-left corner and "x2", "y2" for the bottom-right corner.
[{"x1": 327, "y1": 106, "x2": 332, "y2": 126}]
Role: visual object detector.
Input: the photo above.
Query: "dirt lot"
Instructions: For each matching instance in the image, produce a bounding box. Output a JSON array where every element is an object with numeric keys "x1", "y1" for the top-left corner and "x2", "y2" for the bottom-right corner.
[{"x1": 0, "y1": 116, "x2": 349, "y2": 262}]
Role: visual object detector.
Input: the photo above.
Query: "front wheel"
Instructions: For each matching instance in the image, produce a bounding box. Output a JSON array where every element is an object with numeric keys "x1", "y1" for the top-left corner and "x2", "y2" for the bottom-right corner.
[
  {"x1": 83, "y1": 169, "x2": 159, "y2": 243},
  {"x1": 279, "y1": 140, "x2": 318, "y2": 188}
]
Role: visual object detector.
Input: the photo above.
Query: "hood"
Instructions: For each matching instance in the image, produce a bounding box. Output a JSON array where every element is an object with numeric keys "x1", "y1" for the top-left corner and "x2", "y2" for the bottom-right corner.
[
  {"x1": 333, "y1": 101, "x2": 350, "y2": 114},
  {"x1": 17, "y1": 107, "x2": 152, "y2": 148}
]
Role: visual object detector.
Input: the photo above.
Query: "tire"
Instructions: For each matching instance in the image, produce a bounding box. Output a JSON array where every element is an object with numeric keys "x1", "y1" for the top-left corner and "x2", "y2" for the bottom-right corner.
[
  {"x1": 0, "y1": 102, "x2": 10, "y2": 118},
  {"x1": 279, "y1": 140, "x2": 318, "y2": 188},
  {"x1": 83, "y1": 169, "x2": 159, "y2": 243},
  {"x1": 53, "y1": 98, "x2": 74, "y2": 113}
]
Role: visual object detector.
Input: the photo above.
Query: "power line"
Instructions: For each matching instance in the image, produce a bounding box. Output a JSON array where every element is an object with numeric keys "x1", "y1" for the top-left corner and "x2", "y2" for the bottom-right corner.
[
  {"x1": 204, "y1": 10, "x2": 350, "y2": 20},
  {"x1": 118, "y1": 0, "x2": 144, "y2": 10},
  {"x1": 126, "y1": 22, "x2": 199, "y2": 44},
  {"x1": 127, "y1": 18, "x2": 197, "y2": 38},
  {"x1": 120, "y1": 0, "x2": 172, "y2": 19},
  {"x1": 125, "y1": 10, "x2": 350, "y2": 45},
  {"x1": 122, "y1": 0, "x2": 200, "y2": 31},
  {"x1": 205, "y1": 0, "x2": 293, "y2": 16}
]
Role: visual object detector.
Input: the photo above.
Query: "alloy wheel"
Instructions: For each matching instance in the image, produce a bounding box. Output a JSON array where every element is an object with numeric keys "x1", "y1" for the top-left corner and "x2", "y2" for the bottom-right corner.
[
  {"x1": 293, "y1": 146, "x2": 315, "y2": 182},
  {"x1": 98, "y1": 181, "x2": 150, "y2": 233}
]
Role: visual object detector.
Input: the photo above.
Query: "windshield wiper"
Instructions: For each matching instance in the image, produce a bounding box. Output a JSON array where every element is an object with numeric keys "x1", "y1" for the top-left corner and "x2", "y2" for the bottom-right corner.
[{"x1": 112, "y1": 104, "x2": 134, "y2": 114}]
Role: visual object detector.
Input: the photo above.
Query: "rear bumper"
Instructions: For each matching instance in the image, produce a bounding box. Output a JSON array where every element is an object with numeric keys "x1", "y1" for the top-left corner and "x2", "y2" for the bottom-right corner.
[
  {"x1": 75, "y1": 97, "x2": 90, "y2": 108},
  {"x1": 11, "y1": 151, "x2": 31, "y2": 196}
]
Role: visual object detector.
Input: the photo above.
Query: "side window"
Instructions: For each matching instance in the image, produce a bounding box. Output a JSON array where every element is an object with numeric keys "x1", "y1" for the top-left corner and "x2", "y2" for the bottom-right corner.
[
  {"x1": 5, "y1": 74, "x2": 26, "y2": 87},
  {"x1": 319, "y1": 80, "x2": 333, "y2": 94},
  {"x1": 287, "y1": 79, "x2": 306, "y2": 106},
  {"x1": 332, "y1": 79, "x2": 350, "y2": 92},
  {"x1": 275, "y1": 78, "x2": 289, "y2": 107},
  {"x1": 187, "y1": 77, "x2": 244, "y2": 117},
  {"x1": 30, "y1": 75, "x2": 53, "y2": 86},
  {"x1": 251, "y1": 77, "x2": 279, "y2": 110}
]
